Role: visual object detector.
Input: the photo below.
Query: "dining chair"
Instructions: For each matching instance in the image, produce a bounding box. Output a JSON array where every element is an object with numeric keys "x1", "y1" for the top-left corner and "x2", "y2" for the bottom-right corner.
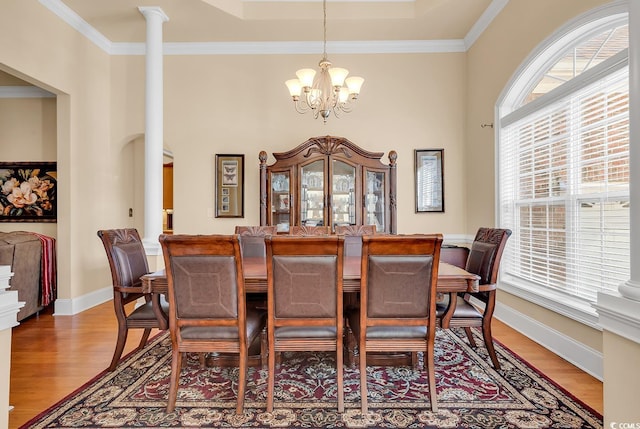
[
  {"x1": 159, "y1": 234, "x2": 266, "y2": 414},
  {"x1": 348, "y1": 234, "x2": 443, "y2": 413},
  {"x1": 334, "y1": 224, "x2": 376, "y2": 258},
  {"x1": 265, "y1": 235, "x2": 345, "y2": 413},
  {"x1": 334, "y1": 224, "x2": 376, "y2": 365},
  {"x1": 288, "y1": 225, "x2": 331, "y2": 236},
  {"x1": 234, "y1": 225, "x2": 276, "y2": 367},
  {"x1": 437, "y1": 227, "x2": 511, "y2": 369},
  {"x1": 97, "y1": 228, "x2": 169, "y2": 372},
  {"x1": 235, "y1": 226, "x2": 277, "y2": 259}
]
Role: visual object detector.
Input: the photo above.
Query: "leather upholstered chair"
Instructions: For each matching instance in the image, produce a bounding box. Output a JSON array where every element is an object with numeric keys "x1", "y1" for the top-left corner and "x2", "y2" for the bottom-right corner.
[
  {"x1": 348, "y1": 234, "x2": 443, "y2": 413},
  {"x1": 265, "y1": 235, "x2": 345, "y2": 412},
  {"x1": 235, "y1": 226, "x2": 277, "y2": 259},
  {"x1": 334, "y1": 224, "x2": 376, "y2": 365},
  {"x1": 97, "y1": 228, "x2": 169, "y2": 372},
  {"x1": 234, "y1": 225, "x2": 275, "y2": 366},
  {"x1": 437, "y1": 227, "x2": 511, "y2": 369},
  {"x1": 159, "y1": 234, "x2": 266, "y2": 414},
  {"x1": 288, "y1": 225, "x2": 331, "y2": 236}
]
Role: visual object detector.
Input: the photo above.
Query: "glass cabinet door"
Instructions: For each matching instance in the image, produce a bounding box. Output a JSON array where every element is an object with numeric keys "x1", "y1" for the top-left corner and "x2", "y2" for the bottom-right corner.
[
  {"x1": 365, "y1": 170, "x2": 386, "y2": 232},
  {"x1": 300, "y1": 160, "x2": 325, "y2": 226},
  {"x1": 331, "y1": 160, "x2": 356, "y2": 229},
  {"x1": 270, "y1": 171, "x2": 290, "y2": 232}
]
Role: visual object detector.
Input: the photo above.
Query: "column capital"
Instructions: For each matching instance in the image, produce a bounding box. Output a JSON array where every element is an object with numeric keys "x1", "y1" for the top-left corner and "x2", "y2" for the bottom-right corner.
[{"x1": 138, "y1": 6, "x2": 169, "y2": 23}]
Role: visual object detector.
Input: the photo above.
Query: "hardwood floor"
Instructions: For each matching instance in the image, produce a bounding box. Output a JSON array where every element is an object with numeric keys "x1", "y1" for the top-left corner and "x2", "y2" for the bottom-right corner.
[{"x1": 8, "y1": 301, "x2": 603, "y2": 428}]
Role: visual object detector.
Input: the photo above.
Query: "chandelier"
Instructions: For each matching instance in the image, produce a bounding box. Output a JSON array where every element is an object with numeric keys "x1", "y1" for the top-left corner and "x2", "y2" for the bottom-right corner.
[{"x1": 285, "y1": 0, "x2": 364, "y2": 123}]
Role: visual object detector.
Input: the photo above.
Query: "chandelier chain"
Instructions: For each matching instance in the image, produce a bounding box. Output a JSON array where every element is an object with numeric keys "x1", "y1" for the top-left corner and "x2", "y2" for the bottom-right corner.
[{"x1": 323, "y1": 0, "x2": 327, "y2": 59}]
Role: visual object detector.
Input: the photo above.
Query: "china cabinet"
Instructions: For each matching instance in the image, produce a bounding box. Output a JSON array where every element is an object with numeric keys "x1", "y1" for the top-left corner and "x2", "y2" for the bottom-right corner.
[{"x1": 259, "y1": 136, "x2": 397, "y2": 233}]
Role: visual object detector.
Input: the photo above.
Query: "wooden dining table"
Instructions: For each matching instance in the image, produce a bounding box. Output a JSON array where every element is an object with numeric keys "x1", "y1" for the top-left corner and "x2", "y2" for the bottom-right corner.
[
  {"x1": 141, "y1": 257, "x2": 480, "y2": 295},
  {"x1": 141, "y1": 256, "x2": 480, "y2": 367}
]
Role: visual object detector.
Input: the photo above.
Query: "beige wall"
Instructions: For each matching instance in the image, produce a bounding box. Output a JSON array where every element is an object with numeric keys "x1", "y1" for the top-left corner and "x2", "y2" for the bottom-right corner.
[
  {"x1": 0, "y1": 98, "x2": 57, "y2": 238},
  {"x1": 0, "y1": 0, "x2": 621, "y2": 384},
  {"x1": 109, "y1": 52, "x2": 469, "y2": 236},
  {"x1": 0, "y1": 0, "x2": 112, "y2": 301},
  {"x1": 465, "y1": 0, "x2": 614, "y2": 357}
]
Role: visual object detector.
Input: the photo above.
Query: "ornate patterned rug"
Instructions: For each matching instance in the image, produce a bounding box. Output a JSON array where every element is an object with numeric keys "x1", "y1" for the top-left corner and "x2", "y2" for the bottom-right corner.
[{"x1": 21, "y1": 329, "x2": 602, "y2": 428}]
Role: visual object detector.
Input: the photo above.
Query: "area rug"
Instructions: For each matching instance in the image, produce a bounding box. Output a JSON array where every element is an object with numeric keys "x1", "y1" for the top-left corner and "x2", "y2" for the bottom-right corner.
[{"x1": 20, "y1": 329, "x2": 602, "y2": 428}]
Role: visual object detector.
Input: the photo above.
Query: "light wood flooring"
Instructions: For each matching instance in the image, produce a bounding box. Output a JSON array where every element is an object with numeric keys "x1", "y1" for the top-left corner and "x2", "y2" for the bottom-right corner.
[{"x1": 8, "y1": 301, "x2": 603, "y2": 428}]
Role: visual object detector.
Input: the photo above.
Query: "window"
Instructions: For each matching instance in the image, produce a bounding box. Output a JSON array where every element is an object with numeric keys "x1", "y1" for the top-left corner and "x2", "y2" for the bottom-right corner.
[{"x1": 497, "y1": 7, "x2": 629, "y2": 324}]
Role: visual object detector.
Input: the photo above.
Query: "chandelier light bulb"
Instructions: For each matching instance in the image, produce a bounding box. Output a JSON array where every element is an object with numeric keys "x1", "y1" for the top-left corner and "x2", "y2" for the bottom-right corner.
[{"x1": 284, "y1": 0, "x2": 364, "y2": 123}]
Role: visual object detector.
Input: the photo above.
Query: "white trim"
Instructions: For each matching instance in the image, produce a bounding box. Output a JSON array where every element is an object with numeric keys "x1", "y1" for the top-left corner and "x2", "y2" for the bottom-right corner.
[
  {"x1": 38, "y1": 0, "x2": 113, "y2": 53},
  {"x1": 464, "y1": 0, "x2": 509, "y2": 50},
  {"x1": 442, "y1": 234, "x2": 473, "y2": 247},
  {"x1": 0, "y1": 290, "x2": 23, "y2": 331},
  {"x1": 497, "y1": 1, "x2": 629, "y2": 117},
  {"x1": 39, "y1": 0, "x2": 502, "y2": 55},
  {"x1": 501, "y1": 49, "x2": 629, "y2": 127},
  {"x1": 494, "y1": 300, "x2": 604, "y2": 380},
  {"x1": 53, "y1": 286, "x2": 112, "y2": 316},
  {"x1": 0, "y1": 86, "x2": 55, "y2": 98},
  {"x1": 111, "y1": 39, "x2": 467, "y2": 56},
  {"x1": 595, "y1": 291, "x2": 640, "y2": 344}
]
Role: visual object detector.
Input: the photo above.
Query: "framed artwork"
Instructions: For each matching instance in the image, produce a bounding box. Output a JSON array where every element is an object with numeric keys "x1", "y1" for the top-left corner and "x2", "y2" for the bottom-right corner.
[
  {"x1": 0, "y1": 162, "x2": 57, "y2": 222},
  {"x1": 215, "y1": 154, "x2": 244, "y2": 218},
  {"x1": 415, "y1": 149, "x2": 444, "y2": 213}
]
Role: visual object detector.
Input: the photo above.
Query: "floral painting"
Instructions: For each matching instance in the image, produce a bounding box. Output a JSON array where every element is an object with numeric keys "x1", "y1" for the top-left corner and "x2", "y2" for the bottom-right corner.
[{"x1": 0, "y1": 162, "x2": 57, "y2": 222}]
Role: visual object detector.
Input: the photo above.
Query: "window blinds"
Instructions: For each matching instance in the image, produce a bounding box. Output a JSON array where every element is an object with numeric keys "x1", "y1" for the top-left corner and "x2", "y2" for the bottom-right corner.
[{"x1": 499, "y1": 64, "x2": 629, "y2": 303}]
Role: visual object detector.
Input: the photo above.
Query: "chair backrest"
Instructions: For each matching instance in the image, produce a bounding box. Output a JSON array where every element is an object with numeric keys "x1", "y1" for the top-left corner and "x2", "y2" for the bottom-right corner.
[
  {"x1": 335, "y1": 224, "x2": 376, "y2": 258},
  {"x1": 361, "y1": 234, "x2": 442, "y2": 322},
  {"x1": 289, "y1": 225, "x2": 331, "y2": 236},
  {"x1": 159, "y1": 234, "x2": 245, "y2": 336},
  {"x1": 97, "y1": 228, "x2": 149, "y2": 294},
  {"x1": 235, "y1": 226, "x2": 277, "y2": 259},
  {"x1": 266, "y1": 235, "x2": 344, "y2": 322},
  {"x1": 465, "y1": 228, "x2": 512, "y2": 286}
]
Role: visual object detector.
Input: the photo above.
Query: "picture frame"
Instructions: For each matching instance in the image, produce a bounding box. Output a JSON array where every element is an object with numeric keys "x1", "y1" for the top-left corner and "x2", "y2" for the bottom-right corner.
[
  {"x1": 215, "y1": 154, "x2": 244, "y2": 218},
  {"x1": 415, "y1": 149, "x2": 444, "y2": 213},
  {"x1": 0, "y1": 161, "x2": 57, "y2": 222}
]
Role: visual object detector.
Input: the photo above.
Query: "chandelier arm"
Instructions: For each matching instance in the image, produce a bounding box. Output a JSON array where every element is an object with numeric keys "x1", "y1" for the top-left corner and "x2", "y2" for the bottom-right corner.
[{"x1": 285, "y1": 0, "x2": 362, "y2": 123}]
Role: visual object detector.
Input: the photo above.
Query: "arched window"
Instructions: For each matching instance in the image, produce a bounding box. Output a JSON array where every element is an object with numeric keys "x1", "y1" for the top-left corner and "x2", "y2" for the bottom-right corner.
[{"x1": 496, "y1": 4, "x2": 629, "y2": 323}]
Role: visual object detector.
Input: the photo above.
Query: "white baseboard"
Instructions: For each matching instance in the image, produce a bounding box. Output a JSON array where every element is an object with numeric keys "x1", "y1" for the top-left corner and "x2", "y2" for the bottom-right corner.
[
  {"x1": 54, "y1": 286, "x2": 112, "y2": 316},
  {"x1": 494, "y1": 301, "x2": 603, "y2": 381}
]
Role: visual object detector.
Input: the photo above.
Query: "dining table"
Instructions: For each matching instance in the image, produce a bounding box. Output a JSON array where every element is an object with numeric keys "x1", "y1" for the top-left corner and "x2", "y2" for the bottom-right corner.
[
  {"x1": 141, "y1": 256, "x2": 480, "y2": 367},
  {"x1": 141, "y1": 257, "x2": 480, "y2": 295}
]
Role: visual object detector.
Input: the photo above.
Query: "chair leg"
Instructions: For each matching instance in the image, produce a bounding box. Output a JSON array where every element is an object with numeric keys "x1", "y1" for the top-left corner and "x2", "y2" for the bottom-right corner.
[
  {"x1": 237, "y1": 350, "x2": 247, "y2": 415},
  {"x1": 267, "y1": 339, "x2": 276, "y2": 412},
  {"x1": 336, "y1": 339, "x2": 344, "y2": 413},
  {"x1": 482, "y1": 322, "x2": 501, "y2": 370},
  {"x1": 359, "y1": 338, "x2": 368, "y2": 414},
  {"x1": 411, "y1": 352, "x2": 420, "y2": 369},
  {"x1": 137, "y1": 328, "x2": 152, "y2": 350},
  {"x1": 426, "y1": 340, "x2": 438, "y2": 412},
  {"x1": 464, "y1": 327, "x2": 477, "y2": 347},
  {"x1": 166, "y1": 349, "x2": 183, "y2": 413},
  {"x1": 260, "y1": 328, "x2": 268, "y2": 369},
  {"x1": 108, "y1": 325, "x2": 129, "y2": 371}
]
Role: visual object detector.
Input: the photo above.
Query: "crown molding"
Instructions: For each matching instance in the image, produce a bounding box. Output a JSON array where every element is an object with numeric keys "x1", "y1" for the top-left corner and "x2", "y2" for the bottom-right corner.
[
  {"x1": 0, "y1": 86, "x2": 56, "y2": 98},
  {"x1": 464, "y1": 0, "x2": 509, "y2": 50},
  {"x1": 38, "y1": 0, "x2": 113, "y2": 53},
  {"x1": 39, "y1": 0, "x2": 505, "y2": 55}
]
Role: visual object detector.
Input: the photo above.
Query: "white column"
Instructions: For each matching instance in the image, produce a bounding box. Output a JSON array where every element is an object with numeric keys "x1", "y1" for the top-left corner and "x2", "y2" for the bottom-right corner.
[
  {"x1": 619, "y1": 0, "x2": 640, "y2": 301},
  {"x1": 138, "y1": 6, "x2": 169, "y2": 254}
]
